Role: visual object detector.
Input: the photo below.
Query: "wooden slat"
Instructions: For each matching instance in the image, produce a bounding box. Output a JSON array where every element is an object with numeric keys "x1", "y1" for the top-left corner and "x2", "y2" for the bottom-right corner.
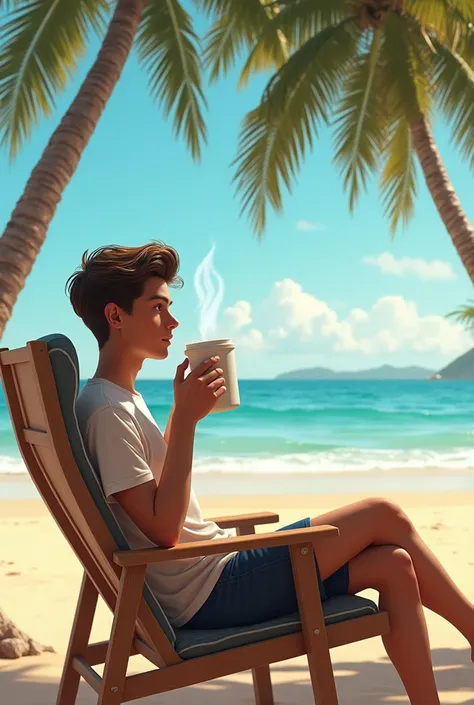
[
  {"x1": 122, "y1": 633, "x2": 306, "y2": 701},
  {"x1": 85, "y1": 640, "x2": 140, "y2": 667},
  {"x1": 72, "y1": 657, "x2": 102, "y2": 693},
  {"x1": 114, "y1": 526, "x2": 339, "y2": 567},
  {"x1": 327, "y1": 611, "x2": 390, "y2": 648},
  {"x1": 0, "y1": 346, "x2": 30, "y2": 365},
  {"x1": 290, "y1": 542, "x2": 338, "y2": 704},
  {"x1": 23, "y1": 428, "x2": 51, "y2": 448},
  {"x1": 206, "y1": 512, "x2": 279, "y2": 529},
  {"x1": 134, "y1": 638, "x2": 163, "y2": 667}
]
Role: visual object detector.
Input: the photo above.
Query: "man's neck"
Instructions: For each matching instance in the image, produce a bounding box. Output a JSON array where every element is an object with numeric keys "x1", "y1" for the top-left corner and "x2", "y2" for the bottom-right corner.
[{"x1": 93, "y1": 344, "x2": 143, "y2": 395}]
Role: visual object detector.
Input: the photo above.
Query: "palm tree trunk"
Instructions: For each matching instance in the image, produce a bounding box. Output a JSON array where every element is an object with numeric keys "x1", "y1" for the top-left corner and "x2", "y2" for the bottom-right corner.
[
  {"x1": 0, "y1": 0, "x2": 148, "y2": 340},
  {"x1": 411, "y1": 113, "x2": 474, "y2": 284}
]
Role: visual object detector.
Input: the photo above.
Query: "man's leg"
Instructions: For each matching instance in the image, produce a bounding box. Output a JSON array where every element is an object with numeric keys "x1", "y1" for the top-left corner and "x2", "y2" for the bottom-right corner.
[
  {"x1": 309, "y1": 497, "x2": 474, "y2": 655},
  {"x1": 348, "y1": 545, "x2": 440, "y2": 704}
]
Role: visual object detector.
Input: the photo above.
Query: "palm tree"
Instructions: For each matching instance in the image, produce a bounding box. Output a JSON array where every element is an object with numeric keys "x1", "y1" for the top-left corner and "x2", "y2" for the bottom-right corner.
[
  {"x1": 198, "y1": 0, "x2": 474, "y2": 281},
  {"x1": 0, "y1": 0, "x2": 206, "y2": 339}
]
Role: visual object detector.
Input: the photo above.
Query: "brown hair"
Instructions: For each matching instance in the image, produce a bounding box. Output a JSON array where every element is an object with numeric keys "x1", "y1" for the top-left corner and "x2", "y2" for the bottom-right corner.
[{"x1": 66, "y1": 241, "x2": 183, "y2": 348}]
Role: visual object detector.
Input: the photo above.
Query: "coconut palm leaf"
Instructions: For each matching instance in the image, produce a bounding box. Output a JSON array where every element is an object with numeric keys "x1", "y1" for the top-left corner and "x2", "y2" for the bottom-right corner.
[
  {"x1": 238, "y1": 0, "x2": 351, "y2": 88},
  {"x1": 233, "y1": 19, "x2": 359, "y2": 235},
  {"x1": 432, "y1": 40, "x2": 474, "y2": 172},
  {"x1": 136, "y1": 0, "x2": 207, "y2": 160},
  {"x1": 0, "y1": 0, "x2": 108, "y2": 159},
  {"x1": 198, "y1": 0, "x2": 287, "y2": 84},
  {"x1": 333, "y1": 29, "x2": 386, "y2": 211},
  {"x1": 446, "y1": 300, "x2": 474, "y2": 330},
  {"x1": 404, "y1": 0, "x2": 474, "y2": 61},
  {"x1": 377, "y1": 12, "x2": 433, "y2": 123},
  {"x1": 403, "y1": 0, "x2": 474, "y2": 37},
  {"x1": 261, "y1": 0, "x2": 349, "y2": 45},
  {"x1": 380, "y1": 116, "x2": 417, "y2": 232}
]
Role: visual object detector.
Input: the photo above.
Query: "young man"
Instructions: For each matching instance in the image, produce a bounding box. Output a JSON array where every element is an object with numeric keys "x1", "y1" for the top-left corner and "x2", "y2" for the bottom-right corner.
[{"x1": 69, "y1": 242, "x2": 474, "y2": 705}]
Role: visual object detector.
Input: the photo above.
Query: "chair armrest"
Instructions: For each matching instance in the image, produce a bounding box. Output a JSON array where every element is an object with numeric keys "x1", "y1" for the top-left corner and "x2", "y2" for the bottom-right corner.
[
  {"x1": 113, "y1": 524, "x2": 338, "y2": 567},
  {"x1": 204, "y1": 511, "x2": 279, "y2": 529}
]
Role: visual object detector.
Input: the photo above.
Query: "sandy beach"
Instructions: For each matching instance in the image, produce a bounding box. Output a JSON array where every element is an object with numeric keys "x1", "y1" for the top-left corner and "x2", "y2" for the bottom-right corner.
[{"x1": 1, "y1": 490, "x2": 474, "y2": 704}]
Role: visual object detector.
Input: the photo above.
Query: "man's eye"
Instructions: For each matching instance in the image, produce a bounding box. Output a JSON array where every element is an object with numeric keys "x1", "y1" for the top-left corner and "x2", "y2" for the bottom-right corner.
[{"x1": 155, "y1": 304, "x2": 162, "y2": 311}]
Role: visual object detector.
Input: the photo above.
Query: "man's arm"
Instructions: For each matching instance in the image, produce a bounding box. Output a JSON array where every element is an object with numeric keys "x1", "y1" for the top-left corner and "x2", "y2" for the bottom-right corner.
[
  {"x1": 164, "y1": 402, "x2": 175, "y2": 445},
  {"x1": 113, "y1": 408, "x2": 196, "y2": 548}
]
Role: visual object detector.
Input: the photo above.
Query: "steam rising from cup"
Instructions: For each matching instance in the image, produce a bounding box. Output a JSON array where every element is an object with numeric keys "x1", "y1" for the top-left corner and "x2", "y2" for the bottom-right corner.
[
  {"x1": 187, "y1": 244, "x2": 240, "y2": 413},
  {"x1": 193, "y1": 244, "x2": 224, "y2": 340}
]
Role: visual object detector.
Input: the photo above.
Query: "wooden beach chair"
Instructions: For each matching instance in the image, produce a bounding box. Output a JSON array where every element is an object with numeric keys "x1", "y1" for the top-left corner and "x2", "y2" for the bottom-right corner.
[{"x1": 0, "y1": 334, "x2": 390, "y2": 705}]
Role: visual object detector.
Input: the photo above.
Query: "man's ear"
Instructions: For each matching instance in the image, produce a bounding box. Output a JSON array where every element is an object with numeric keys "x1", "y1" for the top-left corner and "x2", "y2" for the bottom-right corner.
[{"x1": 104, "y1": 302, "x2": 122, "y2": 329}]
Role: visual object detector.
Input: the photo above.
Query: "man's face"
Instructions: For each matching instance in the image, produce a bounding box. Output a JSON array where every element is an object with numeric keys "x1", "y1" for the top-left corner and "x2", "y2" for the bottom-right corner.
[{"x1": 113, "y1": 276, "x2": 179, "y2": 360}]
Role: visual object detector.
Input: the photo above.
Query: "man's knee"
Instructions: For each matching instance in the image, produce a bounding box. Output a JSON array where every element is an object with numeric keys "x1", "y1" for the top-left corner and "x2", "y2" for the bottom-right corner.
[
  {"x1": 366, "y1": 497, "x2": 414, "y2": 536},
  {"x1": 376, "y1": 546, "x2": 417, "y2": 588}
]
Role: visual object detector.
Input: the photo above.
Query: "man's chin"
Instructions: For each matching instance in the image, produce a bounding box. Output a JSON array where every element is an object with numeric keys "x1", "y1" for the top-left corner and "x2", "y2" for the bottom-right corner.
[{"x1": 148, "y1": 346, "x2": 170, "y2": 360}]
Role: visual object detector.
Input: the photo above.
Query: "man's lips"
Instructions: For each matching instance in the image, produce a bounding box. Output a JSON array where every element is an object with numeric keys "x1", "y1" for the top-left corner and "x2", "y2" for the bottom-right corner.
[{"x1": 162, "y1": 337, "x2": 173, "y2": 342}]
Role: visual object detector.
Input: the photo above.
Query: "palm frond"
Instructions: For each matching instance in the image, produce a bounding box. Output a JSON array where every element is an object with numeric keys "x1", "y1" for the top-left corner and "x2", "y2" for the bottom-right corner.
[
  {"x1": 233, "y1": 19, "x2": 359, "y2": 235},
  {"x1": 268, "y1": 0, "x2": 350, "y2": 45},
  {"x1": 446, "y1": 300, "x2": 474, "y2": 329},
  {"x1": 377, "y1": 12, "x2": 433, "y2": 123},
  {"x1": 456, "y1": 18, "x2": 474, "y2": 67},
  {"x1": 238, "y1": 0, "x2": 351, "y2": 87},
  {"x1": 403, "y1": 0, "x2": 474, "y2": 52},
  {"x1": 0, "y1": 0, "x2": 108, "y2": 159},
  {"x1": 238, "y1": 27, "x2": 289, "y2": 87},
  {"x1": 432, "y1": 39, "x2": 474, "y2": 172},
  {"x1": 136, "y1": 0, "x2": 207, "y2": 160},
  {"x1": 379, "y1": 116, "x2": 417, "y2": 232},
  {"x1": 404, "y1": 0, "x2": 474, "y2": 35},
  {"x1": 333, "y1": 29, "x2": 385, "y2": 211},
  {"x1": 200, "y1": 0, "x2": 287, "y2": 84}
]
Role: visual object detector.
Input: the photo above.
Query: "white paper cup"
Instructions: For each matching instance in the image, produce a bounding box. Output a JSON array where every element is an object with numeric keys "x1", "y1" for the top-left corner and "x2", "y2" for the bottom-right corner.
[{"x1": 184, "y1": 339, "x2": 240, "y2": 413}]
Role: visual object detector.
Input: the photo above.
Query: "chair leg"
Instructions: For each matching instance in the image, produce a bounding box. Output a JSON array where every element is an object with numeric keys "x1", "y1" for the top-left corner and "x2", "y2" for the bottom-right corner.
[
  {"x1": 289, "y1": 543, "x2": 339, "y2": 704},
  {"x1": 56, "y1": 571, "x2": 99, "y2": 705},
  {"x1": 252, "y1": 665, "x2": 274, "y2": 705},
  {"x1": 98, "y1": 566, "x2": 146, "y2": 705},
  {"x1": 306, "y1": 651, "x2": 339, "y2": 705}
]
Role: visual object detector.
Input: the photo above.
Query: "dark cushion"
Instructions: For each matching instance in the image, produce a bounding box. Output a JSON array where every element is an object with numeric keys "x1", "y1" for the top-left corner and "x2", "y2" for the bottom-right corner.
[{"x1": 176, "y1": 594, "x2": 378, "y2": 659}]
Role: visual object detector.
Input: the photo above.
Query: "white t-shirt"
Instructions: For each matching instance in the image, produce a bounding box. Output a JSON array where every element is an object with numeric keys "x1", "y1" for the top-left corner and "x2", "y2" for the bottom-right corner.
[{"x1": 75, "y1": 378, "x2": 236, "y2": 627}]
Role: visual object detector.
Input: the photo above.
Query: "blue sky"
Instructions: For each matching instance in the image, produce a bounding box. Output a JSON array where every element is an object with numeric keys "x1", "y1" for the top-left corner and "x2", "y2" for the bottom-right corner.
[{"x1": 2, "y1": 8, "x2": 474, "y2": 380}]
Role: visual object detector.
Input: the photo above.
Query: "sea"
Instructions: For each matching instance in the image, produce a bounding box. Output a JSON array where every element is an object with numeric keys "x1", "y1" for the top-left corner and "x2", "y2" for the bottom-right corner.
[{"x1": 2, "y1": 379, "x2": 474, "y2": 499}]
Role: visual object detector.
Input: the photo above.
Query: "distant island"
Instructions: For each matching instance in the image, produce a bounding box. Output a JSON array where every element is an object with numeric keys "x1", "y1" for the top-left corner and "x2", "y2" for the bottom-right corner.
[
  {"x1": 429, "y1": 347, "x2": 474, "y2": 380},
  {"x1": 275, "y1": 364, "x2": 434, "y2": 380},
  {"x1": 275, "y1": 347, "x2": 474, "y2": 380}
]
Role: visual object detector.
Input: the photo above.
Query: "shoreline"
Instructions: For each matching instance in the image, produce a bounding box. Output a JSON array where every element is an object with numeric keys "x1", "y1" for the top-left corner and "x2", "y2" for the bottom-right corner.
[
  {"x1": 2, "y1": 488, "x2": 474, "y2": 517},
  {"x1": 2, "y1": 466, "x2": 474, "y2": 500}
]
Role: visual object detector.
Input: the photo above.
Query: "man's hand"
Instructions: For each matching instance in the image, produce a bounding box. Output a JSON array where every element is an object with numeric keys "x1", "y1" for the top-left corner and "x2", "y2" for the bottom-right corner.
[{"x1": 173, "y1": 356, "x2": 226, "y2": 424}]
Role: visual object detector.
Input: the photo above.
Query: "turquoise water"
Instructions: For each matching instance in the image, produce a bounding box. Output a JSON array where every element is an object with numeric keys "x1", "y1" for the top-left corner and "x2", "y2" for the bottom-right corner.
[{"x1": 2, "y1": 379, "x2": 474, "y2": 478}]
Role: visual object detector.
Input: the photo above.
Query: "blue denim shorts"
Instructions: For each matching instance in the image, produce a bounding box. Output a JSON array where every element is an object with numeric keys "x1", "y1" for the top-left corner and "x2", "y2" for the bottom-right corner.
[{"x1": 183, "y1": 518, "x2": 350, "y2": 629}]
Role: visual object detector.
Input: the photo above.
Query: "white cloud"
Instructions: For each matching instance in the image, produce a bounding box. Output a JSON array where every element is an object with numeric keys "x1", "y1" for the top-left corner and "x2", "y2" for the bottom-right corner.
[
  {"x1": 220, "y1": 279, "x2": 470, "y2": 357},
  {"x1": 222, "y1": 300, "x2": 252, "y2": 329},
  {"x1": 296, "y1": 219, "x2": 326, "y2": 232},
  {"x1": 362, "y1": 252, "x2": 456, "y2": 280}
]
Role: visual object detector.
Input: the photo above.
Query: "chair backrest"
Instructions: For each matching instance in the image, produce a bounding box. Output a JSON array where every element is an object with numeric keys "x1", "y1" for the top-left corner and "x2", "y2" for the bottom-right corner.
[{"x1": 0, "y1": 334, "x2": 179, "y2": 666}]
